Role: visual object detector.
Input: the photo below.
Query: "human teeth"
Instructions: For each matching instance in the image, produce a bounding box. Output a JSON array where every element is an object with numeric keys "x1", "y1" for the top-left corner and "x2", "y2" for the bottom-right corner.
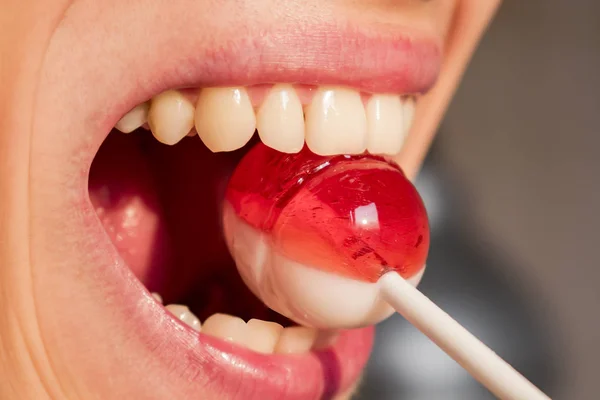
[
  {"x1": 245, "y1": 319, "x2": 284, "y2": 354},
  {"x1": 366, "y1": 95, "x2": 406, "y2": 155},
  {"x1": 305, "y1": 87, "x2": 367, "y2": 156},
  {"x1": 403, "y1": 96, "x2": 416, "y2": 135},
  {"x1": 137, "y1": 85, "x2": 415, "y2": 156},
  {"x1": 151, "y1": 292, "x2": 163, "y2": 304},
  {"x1": 312, "y1": 330, "x2": 339, "y2": 350},
  {"x1": 147, "y1": 90, "x2": 195, "y2": 145},
  {"x1": 165, "y1": 304, "x2": 201, "y2": 332},
  {"x1": 202, "y1": 313, "x2": 247, "y2": 344},
  {"x1": 157, "y1": 304, "x2": 329, "y2": 354},
  {"x1": 274, "y1": 326, "x2": 318, "y2": 354},
  {"x1": 256, "y1": 84, "x2": 305, "y2": 154},
  {"x1": 195, "y1": 87, "x2": 256, "y2": 152},
  {"x1": 115, "y1": 102, "x2": 149, "y2": 133}
]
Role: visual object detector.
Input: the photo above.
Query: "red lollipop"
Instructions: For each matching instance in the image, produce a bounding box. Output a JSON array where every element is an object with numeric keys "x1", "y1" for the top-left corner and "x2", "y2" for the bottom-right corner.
[{"x1": 224, "y1": 143, "x2": 429, "y2": 328}]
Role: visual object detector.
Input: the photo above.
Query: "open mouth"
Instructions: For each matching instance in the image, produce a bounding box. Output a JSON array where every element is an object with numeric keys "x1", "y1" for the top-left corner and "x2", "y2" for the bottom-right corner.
[
  {"x1": 86, "y1": 78, "x2": 432, "y2": 398},
  {"x1": 23, "y1": 8, "x2": 446, "y2": 397}
]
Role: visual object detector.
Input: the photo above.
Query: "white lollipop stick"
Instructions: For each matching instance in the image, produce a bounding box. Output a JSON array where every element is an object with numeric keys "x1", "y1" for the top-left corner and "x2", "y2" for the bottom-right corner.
[{"x1": 379, "y1": 271, "x2": 551, "y2": 400}]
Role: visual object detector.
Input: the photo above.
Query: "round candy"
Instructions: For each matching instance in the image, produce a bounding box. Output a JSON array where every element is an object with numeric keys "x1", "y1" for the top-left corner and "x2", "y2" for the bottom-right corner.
[{"x1": 223, "y1": 143, "x2": 429, "y2": 329}]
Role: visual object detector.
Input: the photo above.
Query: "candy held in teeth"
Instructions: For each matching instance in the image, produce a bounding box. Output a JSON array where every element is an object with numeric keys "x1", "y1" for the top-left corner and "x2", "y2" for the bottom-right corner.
[{"x1": 224, "y1": 142, "x2": 429, "y2": 329}]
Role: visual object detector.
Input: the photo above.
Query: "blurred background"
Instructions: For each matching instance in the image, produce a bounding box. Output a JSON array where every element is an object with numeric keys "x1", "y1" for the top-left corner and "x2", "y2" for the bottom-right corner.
[{"x1": 357, "y1": 1, "x2": 599, "y2": 399}]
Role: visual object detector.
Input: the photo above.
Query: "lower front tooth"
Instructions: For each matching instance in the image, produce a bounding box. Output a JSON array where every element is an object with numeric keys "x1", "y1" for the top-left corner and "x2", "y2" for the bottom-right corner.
[
  {"x1": 147, "y1": 90, "x2": 195, "y2": 145},
  {"x1": 245, "y1": 319, "x2": 284, "y2": 354},
  {"x1": 202, "y1": 313, "x2": 247, "y2": 344},
  {"x1": 274, "y1": 326, "x2": 318, "y2": 354},
  {"x1": 115, "y1": 102, "x2": 149, "y2": 133},
  {"x1": 151, "y1": 292, "x2": 163, "y2": 304},
  {"x1": 165, "y1": 304, "x2": 201, "y2": 332},
  {"x1": 312, "y1": 330, "x2": 339, "y2": 350}
]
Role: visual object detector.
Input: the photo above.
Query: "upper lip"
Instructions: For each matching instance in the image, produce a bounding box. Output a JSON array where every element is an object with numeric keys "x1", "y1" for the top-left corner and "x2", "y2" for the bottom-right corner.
[{"x1": 98, "y1": 20, "x2": 441, "y2": 145}]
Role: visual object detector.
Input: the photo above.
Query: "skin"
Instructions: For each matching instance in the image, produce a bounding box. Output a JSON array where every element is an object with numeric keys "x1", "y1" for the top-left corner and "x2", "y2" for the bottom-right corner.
[{"x1": 0, "y1": 0, "x2": 500, "y2": 399}]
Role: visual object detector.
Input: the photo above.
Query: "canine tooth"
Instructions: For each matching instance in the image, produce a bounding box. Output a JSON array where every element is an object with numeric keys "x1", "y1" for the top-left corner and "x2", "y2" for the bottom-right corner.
[
  {"x1": 148, "y1": 90, "x2": 195, "y2": 145},
  {"x1": 245, "y1": 319, "x2": 284, "y2": 354},
  {"x1": 305, "y1": 87, "x2": 367, "y2": 155},
  {"x1": 195, "y1": 87, "x2": 256, "y2": 152},
  {"x1": 402, "y1": 97, "x2": 416, "y2": 136},
  {"x1": 165, "y1": 304, "x2": 201, "y2": 332},
  {"x1": 366, "y1": 95, "x2": 406, "y2": 155},
  {"x1": 115, "y1": 102, "x2": 149, "y2": 133},
  {"x1": 274, "y1": 326, "x2": 318, "y2": 354},
  {"x1": 151, "y1": 292, "x2": 163, "y2": 304},
  {"x1": 202, "y1": 313, "x2": 247, "y2": 343},
  {"x1": 256, "y1": 84, "x2": 304, "y2": 153}
]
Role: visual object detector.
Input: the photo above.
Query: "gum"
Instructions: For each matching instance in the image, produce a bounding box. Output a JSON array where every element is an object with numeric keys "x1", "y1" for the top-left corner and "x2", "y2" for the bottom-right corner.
[{"x1": 226, "y1": 143, "x2": 429, "y2": 283}]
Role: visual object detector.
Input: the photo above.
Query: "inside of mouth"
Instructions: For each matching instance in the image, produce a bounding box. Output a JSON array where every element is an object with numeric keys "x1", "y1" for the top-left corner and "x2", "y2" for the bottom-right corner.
[{"x1": 88, "y1": 128, "x2": 294, "y2": 326}]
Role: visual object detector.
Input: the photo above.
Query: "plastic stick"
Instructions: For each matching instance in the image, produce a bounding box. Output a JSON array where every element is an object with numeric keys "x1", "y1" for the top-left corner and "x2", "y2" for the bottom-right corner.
[{"x1": 379, "y1": 271, "x2": 551, "y2": 400}]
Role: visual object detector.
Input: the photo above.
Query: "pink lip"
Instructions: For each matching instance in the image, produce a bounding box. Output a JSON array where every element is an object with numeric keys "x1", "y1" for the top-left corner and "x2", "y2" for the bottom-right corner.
[
  {"x1": 147, "y1": 297, "x2": 374, "y2": 398},
  {"x1": 98, "y1": 248, "x2": 373, "y2": 398},
  {"x1": 66, "y1": 16, "x2": 440, "y2": 399},
  {"x1": 159, "y1": 22, "x2": 441, "y2": 93}
]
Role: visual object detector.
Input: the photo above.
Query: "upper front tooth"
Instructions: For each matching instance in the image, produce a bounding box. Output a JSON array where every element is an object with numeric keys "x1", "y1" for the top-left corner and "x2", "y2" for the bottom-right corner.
[
  {"x1": 245, "y1": 318, "x2": 284, "y2": 354},
  {"x1": 165, "y1": 304, "x2": 201, "y2": 332},
  {"x1": 366, "y1": 94, "x2": 406, "y2": 155},
  {"x1": 256, "y1": 84, "x2": 305, "y2": 154},
  {"x1": 195, "y1": 87, "x2": 256, "y2": 152},
  {"x1": 305, "y1": 87, "x2": 367, "y2": 156},
  {"x1": 147, "y1": 91, "x2": 195, "y2": 145},
  {"x1": 115, "y1": 102, "x2": 149, "y2": 133},
  {"x1": 202, "y1": 313, "x2": 247, "y2": 344}
]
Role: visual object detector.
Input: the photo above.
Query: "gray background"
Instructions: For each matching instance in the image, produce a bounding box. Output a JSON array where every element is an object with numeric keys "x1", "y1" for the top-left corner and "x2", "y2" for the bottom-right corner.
[{"x1": 358, "y1": 1, "x2": 599, "y2": 399}]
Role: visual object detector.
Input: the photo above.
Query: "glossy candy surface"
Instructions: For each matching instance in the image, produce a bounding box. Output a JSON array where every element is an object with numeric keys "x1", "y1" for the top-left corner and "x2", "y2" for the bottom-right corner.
[
  {"x1": 223, "y1": 142, "x2": 429, "y2": 328},
  {"x1": 226, "y1": 143, "x2": 429, "y2": 283}
]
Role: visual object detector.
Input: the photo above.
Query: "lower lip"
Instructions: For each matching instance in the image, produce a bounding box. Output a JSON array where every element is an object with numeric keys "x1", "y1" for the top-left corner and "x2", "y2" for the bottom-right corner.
[
  {"x1": 158, "y1": 313, "x2": 374, "y2": 399},
  {"x1": 111, "y1": 263, "x2": 374, "y2": 398}
]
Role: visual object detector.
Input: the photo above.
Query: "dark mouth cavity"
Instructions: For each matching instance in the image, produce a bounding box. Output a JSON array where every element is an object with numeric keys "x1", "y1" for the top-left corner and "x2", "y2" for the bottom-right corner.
[{"x1": 89, "y1": 128, "x2": 294, "y2": 326}]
